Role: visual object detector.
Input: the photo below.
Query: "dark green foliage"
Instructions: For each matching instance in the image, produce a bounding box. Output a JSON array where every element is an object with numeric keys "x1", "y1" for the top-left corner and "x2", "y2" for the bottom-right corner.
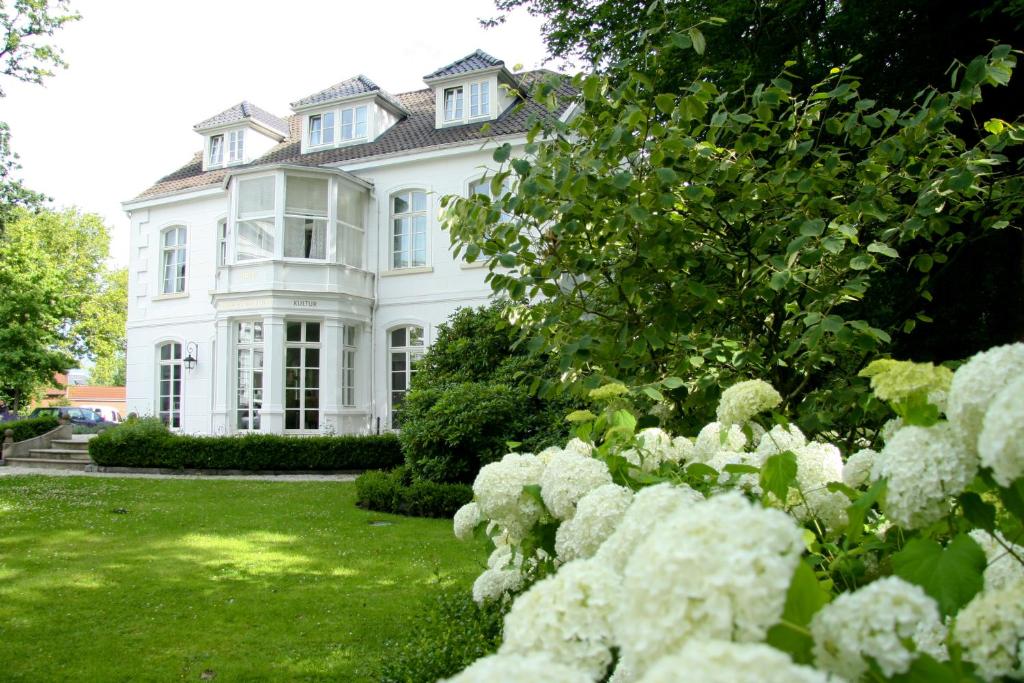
[
  {"x1": 377, "y1": 588, "x2": 506, "y2": 683},
  {"x1": 355, "y1": 467, "x2": 473, "y2": 518},
  {"x1": 400, "y1": 303, "x2": 575, "y2": 483},
  {"x1": 3, "y1": 415, "x2": 58, "y2": 442},
  {"x1": 88, "y1": 418, "x2": 403, "y2": 471}
]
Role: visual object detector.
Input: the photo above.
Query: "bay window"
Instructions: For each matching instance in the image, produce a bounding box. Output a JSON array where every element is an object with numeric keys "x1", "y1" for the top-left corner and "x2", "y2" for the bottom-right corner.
[
  {"x1": 337, "y1": 181, "x2": 365, "y2": 268},
  {"x1": 236, "y1": 176, "x2": 275, "y2": 261},
  {"x1": 284, "y1": 175, "x2": 328, "y2": 260}
]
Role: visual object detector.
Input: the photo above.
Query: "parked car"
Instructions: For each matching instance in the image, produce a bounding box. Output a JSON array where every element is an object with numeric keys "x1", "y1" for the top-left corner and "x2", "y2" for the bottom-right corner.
[
  {"x1": 27, "y1": 406, "x2": 107, "y2": 426},
  {"x1": 78, "y1": 405, "x2": 123, "y2": 423}
]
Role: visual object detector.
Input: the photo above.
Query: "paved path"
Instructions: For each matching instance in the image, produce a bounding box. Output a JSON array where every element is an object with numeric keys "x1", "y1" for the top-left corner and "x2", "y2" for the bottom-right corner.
[{"x1": 0, "y1": 466, "x2": 357, "y2": 482}]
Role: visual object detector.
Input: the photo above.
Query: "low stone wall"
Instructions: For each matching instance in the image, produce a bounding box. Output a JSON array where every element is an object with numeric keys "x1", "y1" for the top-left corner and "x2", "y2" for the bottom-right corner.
[{"x1": 1, "y1": 420, "x2": 74, "y2": 463}]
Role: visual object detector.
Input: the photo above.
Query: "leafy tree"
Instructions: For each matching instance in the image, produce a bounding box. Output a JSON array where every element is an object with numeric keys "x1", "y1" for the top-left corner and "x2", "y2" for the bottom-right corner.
[
  {"x1": 84, "y1": 267, "x2": 128, "y2": 385},
  {"x1": 400, "y1": 303, "x2": 576, "y2": 482},
  {"x1": 0, "y1": 0, "x2": 80, "y2": 231},
  {"x1": 442, "y1": 36, "x2": 1024, "y2": 442},
  {"x1": 0, "y1": 206, "x2": 110, "y2": 408}
]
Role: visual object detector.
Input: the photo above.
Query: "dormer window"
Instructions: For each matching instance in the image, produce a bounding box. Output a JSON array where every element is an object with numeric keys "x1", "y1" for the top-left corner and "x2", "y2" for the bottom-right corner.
[
  {"x1": 470, "y1": 81, "x2": 489, "y2": 117},
  {"x1": 209, "y1": 135, "x2": 224, "y2": 166},
  {"x1": 309, "y1": 112, "x2": 335, "y2": 146},
  {"x1": 228, "y1": 130, "x2": 245, "y2": 163},
  {"x1": 341, "y1": 106, "x2": 368, "y2": 141},
  {"x1": 443, "y1": 86, "x2": 464, "y2": 122}
]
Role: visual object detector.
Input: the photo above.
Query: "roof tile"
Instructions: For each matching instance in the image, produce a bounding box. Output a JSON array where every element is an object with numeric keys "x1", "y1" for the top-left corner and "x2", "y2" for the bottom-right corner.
[
  {"x1": 193, "y1": 101, "x2": 289, "y2": 136},
  {"x1": 423, "y1": 49, "x2": 504, "y2": 80}
]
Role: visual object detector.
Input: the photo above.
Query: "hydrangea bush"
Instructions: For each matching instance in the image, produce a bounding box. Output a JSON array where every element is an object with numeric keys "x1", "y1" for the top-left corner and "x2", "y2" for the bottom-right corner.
[{"x1": 446, "y1": 342, "x2": 1024, "y2": 682}]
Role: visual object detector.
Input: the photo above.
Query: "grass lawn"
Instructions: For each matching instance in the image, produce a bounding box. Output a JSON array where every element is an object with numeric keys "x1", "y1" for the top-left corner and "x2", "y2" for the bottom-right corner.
[{"x1": 0, "y1": 475, "x2": 482, "y2": 682}]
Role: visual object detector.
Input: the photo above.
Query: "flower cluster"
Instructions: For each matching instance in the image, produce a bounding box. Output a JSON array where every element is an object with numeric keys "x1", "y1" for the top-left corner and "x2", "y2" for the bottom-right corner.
[
  {"x1": 978, "y1": 373, "x2": 1024, "y2": 486},
  {"x1": 635, "y1": 640, "x2": 833, "y2": 683},
  {"x1": 620, "y1": 428, "x2": 688, "y2": 472},
  {"x1": 954, "y1": 579, "x2": 1024, "y2": 681},
  {"x1": 555, "y1": 484, "x2": 633, "y2": 562},
  {"x1": 859, "y1": 358, "x2": 953, "y2": 403},
  {"x1": 472, "y1": 453, "x2": 546, "y2": 541},
  {"x1": 540, "y1": 450, "x2": 613, "y2": 520},
  {"x1": 715, "y1": 379, "x2": 783, "y2": 426},
  {"x1": 947, "y1": 342, "x2": 1024, "y2": 457},
  {"x1": 442, "y1": 652, "x2": 592, "y2": 683}
]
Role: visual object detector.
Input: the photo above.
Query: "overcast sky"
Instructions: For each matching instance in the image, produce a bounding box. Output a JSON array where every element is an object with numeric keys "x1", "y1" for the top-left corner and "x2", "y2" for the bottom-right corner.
[{"x1": 2, "y1": 0, "x2": 556, "y2": 268}]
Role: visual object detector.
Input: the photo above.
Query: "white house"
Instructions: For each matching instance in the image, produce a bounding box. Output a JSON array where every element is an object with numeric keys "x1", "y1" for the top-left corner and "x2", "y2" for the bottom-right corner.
[{"x1": 122, "y1": 50, "x2": 573, "y2": 436}]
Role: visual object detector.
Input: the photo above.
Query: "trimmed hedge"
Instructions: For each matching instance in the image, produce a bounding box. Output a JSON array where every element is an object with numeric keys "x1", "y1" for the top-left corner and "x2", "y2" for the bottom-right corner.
[
  {"x1": 355, "y1": 467, "x2": 473, "y2": 518},
  {"x1": 4, "y1": 416, "x2": 60, "y2": 443},
  {"x1": 89, "y1": 418, "x2": 403, "y2": 471}
]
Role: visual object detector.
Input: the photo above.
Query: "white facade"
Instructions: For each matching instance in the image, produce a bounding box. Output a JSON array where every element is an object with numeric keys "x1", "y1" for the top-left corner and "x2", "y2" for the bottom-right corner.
[{"x1": 123, "y1": 52, "x2": 545, "y2": 436}]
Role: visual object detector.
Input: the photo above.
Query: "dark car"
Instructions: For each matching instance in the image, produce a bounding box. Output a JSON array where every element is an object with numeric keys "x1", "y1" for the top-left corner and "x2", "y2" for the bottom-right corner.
[{"x1": 27, "y1": 406, "x2": 106, "y2": 426}]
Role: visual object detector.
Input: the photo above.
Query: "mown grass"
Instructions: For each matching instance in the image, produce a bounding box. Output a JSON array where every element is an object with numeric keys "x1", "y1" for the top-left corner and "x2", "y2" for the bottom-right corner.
[{"x1": 0, "y1": 476, "x2": 482, "y2": 681}]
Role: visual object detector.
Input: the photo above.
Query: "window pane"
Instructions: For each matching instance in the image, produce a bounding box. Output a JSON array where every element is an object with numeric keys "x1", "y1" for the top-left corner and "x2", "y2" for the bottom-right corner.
[
  {"x1": 285, "y1": 368, "x2": 300, "y2": 387},
  {"x1": 285, "y1": 410, "x2": 300, "y2": 429},
  {"x1": 323, "y1": 112, "x2": 335, "y2": 144},
  {"x1": 409, "y1": 327, "x2": 424, "y2": 346},
  {"x1": 237, "y1": 176, "x2": 275, "y2": 217},
  {"x1": 253, "y1": 323, "x2": 264, "y2": 342},
  {"x1": 285, "y1": 175, "x2": 328, "y2": 217},
  {"x1": 305, "y1": 322, "x2": 321, "y2": 342},
  {"x1": 284, "y1": 217, "x2": 326, "y2": 259},
  {"x1": 303, "y1": 407, "x2": 319, "y2": 430},
  {"x1": 286, "y1": 322, "x2": 302, "y2": 342},
  {"x1": 392, "y1": 371, "x2": 406, "y2": 392},
  {"x1": 236, "y1": 219, "x2": 274, "y2": 260},
  {"x1": 305, "y1": 348, "x2": 320, "y2": 368},
  {"x1": 309, "y1": 115, "x2": 322, "y2": 145},
  {"x1": 286, "y1": 389, "x2": 300, "y2": 409},
  {"x1": 412, "y1": 191, "x2": 427, "y2": 212},
  {"x1": 160, "y1": 344, "x2": 171, "y2": 361},
  {"x1": 355, "y1": 106, "x2": 367, "y2": 138},
  {"x1": 304, "y1": 389, "x2": 319, "y2": 410},
  {"x1": 391, "y1": 328, "x2": 406, "y2": 347},
  {"x1": 286, "y1": 346, "x2": 301, "y2": 366},
  {"x1": 393, "y1": 194, "x2": 409, "y2": 214},
  {"x1": 337, "y1": 182, "x2": 366, "y2": 227},
  {"x1": 172, "y1": 343, "x2": 182, "y2": 359},
  {"x1": 304, "y1": 369, "x2": 319, "y2": 389}
]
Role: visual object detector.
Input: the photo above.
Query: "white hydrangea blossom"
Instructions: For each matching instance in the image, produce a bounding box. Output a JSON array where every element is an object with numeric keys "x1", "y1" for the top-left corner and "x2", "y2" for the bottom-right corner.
[
  {"x1": 692, "y1": 421, "x2": 748, "y2": 463},
  {"x1": 453, "y1": 502, "x2": 481, "y2": 541},
  {"x1": 978, "y1": 374, "x2": 1024, "y2": 487},
  {"x1": 536, "y1": 446, "x2": 564, "y2": 465},
  {"x1": 472, "y1": 453, "x2": 546, "y2": 541},
  {"x1": 555, "y1": 484, "x2": 634, "y2": 562},
  {"x1": 754, "y1": 423, "x2": 808, "y2": 463},
  {"x1": 789, "y1": 442, "x2": 849, "y2": 532},
  {"x1": 969, "y1": 529, "x2": 1024, "y2": 590},
  {"x1": 621, "y1": 428, "x2": 683, "y2": 472},
  {"x1": 614, "y1": 492, "x2": 804, "y2": 677},
  {"x1": 880, "y1": 417, "x2": 904, "y2": 444},
  {"x1": 872, "y1": 423, "x2": 977, "y2": 529},
  {"x1": 595, "y1": 483, "x2": 704, "y2": 574},
  {"x1": 811, "y1": 576, "x2": 947, "y2": 679},
  {"x1": 637, "y1": 640, "x2": 834, "y2": 683},
  {"x1": 442, "y1": 652, "x2": 591, "y2": 683},
  {"x1": 954, "y1": 579, "x2": 1024, "y2": 682},
  {"x1": 539, "y1": 451, "x2": 612, "y2": 520},
  {"x1": 672, "y1": 436, "x2": 695, "y2": 463},
  {"x1": 706, "y1": 449, "x2": 762, "y2": 494},
  {"x1": 472, "y1": 567, "x2": 524, "y2": 604},
  {"x1": 564, "y1": 437, "x2": 594, "y2": 457},
  {"x1": 842, "y1": 448, "x2": 877, "y2": 489},
  {"x1": 947, "y1": 342, "x2": 1024, "y2": 456},
  {"x1": 500, "y1": 558, "x2": 620, "y2": 679},
  {"x1": 716, "y1": 379, "x2": 783, "y2": 426}
]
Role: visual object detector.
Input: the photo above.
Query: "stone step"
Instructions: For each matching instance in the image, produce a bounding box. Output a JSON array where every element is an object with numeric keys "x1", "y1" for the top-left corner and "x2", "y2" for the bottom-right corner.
[
  {"x1": 52, "y1": 439, "x2": 91, "y2": 452},
  {"x1": 29, "y1": 449, "x2": 93, "y2": 461},
  {"x1": 4, "y1": 457, "x2": 90, "y2": 471}
]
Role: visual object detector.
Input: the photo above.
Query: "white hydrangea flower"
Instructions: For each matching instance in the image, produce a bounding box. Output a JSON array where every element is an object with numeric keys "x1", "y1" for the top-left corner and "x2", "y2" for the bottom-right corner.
[
  {"x1": 555, "y1": 484, "x2": 634, "y2": 562},
  {"x1": 811, "y1": 576, "x2": 947, "y2": 679},
  {"x1": 614, "y1": 492, "x2": 804, "y2": 677},
  {"x1": 842, "y1": 448, "x2": 877, "y2": 489},
  {"x1": 706, "y1": 449, "x2": 762, "y2": 494},
  {"x1": 789, "y1": 442, "x2": 849, "y2": 533},
  {"x1": 595, "y1": 483, "x2": 704, "y2": 574},
  {"x1": 501, "y1": 558, "x2": 620, "y2": 679},
  {"x1": 872, "y1": 423, "x2": 977, "y2": 529},
  {"x1": 539, "y1": 451, "x2": 612, "y2": 520},
  {"x1": 621, "y1": 428, "x2": 681, "y2": 472},
  {"x1": 471, "y1": 567, "x2": 524, "y2": 604},
  {"x1": 453, "y1": 501, "x2": 481, "y2": 541},
  {"x1": 671, "y1": 436, "x2": 694, "y2": 463},
  {"x1": 755, "y1": 424, "x2": 808, "y2": 463},
  {"x1": 637, "y1": 640, "x2": 834, "y2": 683},
  {"x1": 947, "y1": 342, "x2": 1024, "y2": 456},
  {"x1": 536, "y1": 446, "x2": 564, "y2": 465},
  {"x1": 978, "y1": 374, "x2": 1024, "y2": 487},
  {"x1": 969, "y1": 529, "x2": 1024, "y2": 591},
  {"x1": 716, "y1": 379, "x2": 783, "y2": 426},
  {"x1": 564, "y1": 437, "x2": 594, "y2": 457},
  {"x1": 472, "y1": 453, "x2": 546, "y2": 541},
  {"x1": 954, "y1": 579, "x2": 1024, "y2": 682},
  {"x1": 442, "y1": 652, "x2": 591, "y2": 683},
  {"x1": 693, "y1": 421, "x2": 748, "y2": 463},
  {"x1": 880, "y1": 417, "x2": 904, "y2": 444}
]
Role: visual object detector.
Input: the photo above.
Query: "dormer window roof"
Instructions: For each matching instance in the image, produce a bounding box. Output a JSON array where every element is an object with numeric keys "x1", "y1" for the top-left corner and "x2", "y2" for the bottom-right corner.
[
  {"x1": 422, "y1": 49, "x2": 514, "y2": 84},
  {"x1": 289, "y1": 74, "x2": 408, "y2": 116},
  {"x1": 193, "y1": 101, "x2": 289, "y2": 139}
]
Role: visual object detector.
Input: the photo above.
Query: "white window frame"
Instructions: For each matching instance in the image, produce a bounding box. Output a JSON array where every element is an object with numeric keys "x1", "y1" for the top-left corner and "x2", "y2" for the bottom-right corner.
[
  {"x1": 283, "y1": 174, "x2": 329, "y2": 261},
  {"x1": 234, "y1": 173, "x2": 277, "y2": 262},
  {"x1": 235, "y1": 320, "x2": 264, "y2": 432},
  {"x1": 217, "y1": 218, "x2": 229, "y2": 267},
  {"x1": 388, "y1": 324, "x2": 425, "y2": 429},
  {"x1": 209, "y1": 134, "x2": 224, "y2": 167},
  {"x1": 341, "y1": 324, "x2": 357, "y2": 408},
  {"x1": 284, "y1": 320, "x2": 321, "y2": 432},
  {"x1": 443, "y1": 86, "x2": 464, "y2": 122},
  {"x1": 340, "y1": 105, "x2": 368, "y2": 141},
  {"x1": 228, "y1": 129, "x2": 245, "y2": 163},
  {"x1": 308, "y1": 111, "x2": 336, "y2": 147},
  {"x1": 470, "y1": 81, "x2": 490, "y2": 118},
  {"x1": 390, "y1": 189, "x2": 428, "y2": 270},
  {"x1": 336, "y1": 180, "x2": 366, "y2": 269},
  {"x1": 160, "y1": 225, "x2": 188, "y2": 295},
  {"x1": 156, "y1": 341, "x2": 183, "y2": 430}
]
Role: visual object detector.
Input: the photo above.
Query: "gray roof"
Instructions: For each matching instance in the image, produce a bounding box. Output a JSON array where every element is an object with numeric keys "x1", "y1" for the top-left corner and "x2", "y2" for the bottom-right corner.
[
  {"x1": 290, "y1": 74, "x2": 380, "y2": 108},
  {"x1": 423, "y1": 49, "x2": 504, "y2": 81},
  {"x1": 135, "y1": 70, "x2": 576, "y2": 200},
  {"x1": 193, "y1": 101, "x2": 289, "y2": 136}
]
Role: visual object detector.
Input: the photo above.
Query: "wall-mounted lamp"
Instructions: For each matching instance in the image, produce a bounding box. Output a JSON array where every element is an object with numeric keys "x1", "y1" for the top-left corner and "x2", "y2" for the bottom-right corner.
[{"x1": 184, "y1": 342, "x2": 199, "y2": 371}]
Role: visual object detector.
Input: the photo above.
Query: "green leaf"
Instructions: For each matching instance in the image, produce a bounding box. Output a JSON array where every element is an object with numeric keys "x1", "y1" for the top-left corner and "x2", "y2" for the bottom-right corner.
[
  {"x1": 493, "y1": 143, "x2": 511, "y2": 163},
  {"x1": 688, "y1": 27, "x2": 706, "y2": 55},
  {"x1": 846, "y1": 478, "x2": 885, "y2": 543},
  {"x1": 850, "y1": 254, "x2": 874, "y2": 270},
  {"x1": 685, "y1": 462, "x2": 718, "y2": 479},
  {"x1": 760, "y1": 451, "x2": 798, "y2": 501},
  {"x1": 886, "y1": 653, "x2": 961, "y2": 683},
  {"x1": 670, "y1": 32, "x2": 692, "y2": 51},
  {"x1": 799, "y1": 219, "x2": 825, "y2": 237},
  {"x1": 867, "y1": 241, "x2": 899, "y2": 258},
  {"x1": 654, "y1": 94, "x2": 676, "y2": 114},
  {"x1": 765, "y1": 562, "x2": 830, "y2": 664},
  {"x1": 999, "y1": 478, "x2": 1024, "y2": 523},
  {"x1": 661, "y1": 376, "x2": 685, "y2": 389},
  {"x1": 960, "y1": 492, "x2": 996, "y2": 532},
  {"x1": 892, "y1": 535, "x2": 986, "y2": 617},
  {"x1": 770, "y1": 270, "x2": 791, "y2": 291},
  {"x1": 641, "y1": 386, "x2": 665, "y2": 402}
]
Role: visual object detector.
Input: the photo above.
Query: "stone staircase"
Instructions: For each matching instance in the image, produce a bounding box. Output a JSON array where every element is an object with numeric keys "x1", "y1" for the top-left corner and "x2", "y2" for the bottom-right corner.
[{"x1": 4, "y1": 434, "x2": 93, "y2": 471}]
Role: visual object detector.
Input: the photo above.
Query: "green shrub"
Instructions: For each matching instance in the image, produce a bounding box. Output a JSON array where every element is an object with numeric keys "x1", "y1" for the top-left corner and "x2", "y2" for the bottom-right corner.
[
  {"x1": 89, "y1": 418, "x2": 402, "y2": 471},
  {"x1": 355, "y1": 467, "x2": 473, "y2": 518},
  {"x1": 377, "y1": 589, "x2": 506, "y2": 683},
  {"x1": 3, "y1": 415, "x2": 59, "y2": 442}
]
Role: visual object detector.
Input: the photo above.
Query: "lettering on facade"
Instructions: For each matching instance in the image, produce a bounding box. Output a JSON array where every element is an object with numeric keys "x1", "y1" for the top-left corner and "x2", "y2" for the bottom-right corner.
[
  {"x1": 292, "y1": 300, "x2": 318, "y2": 308},
  {"x1": 219, "y1": 298, "x2": 272, "y2": 311}
]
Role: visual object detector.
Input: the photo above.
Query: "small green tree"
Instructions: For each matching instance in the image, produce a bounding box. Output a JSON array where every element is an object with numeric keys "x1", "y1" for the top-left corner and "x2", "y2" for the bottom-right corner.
[
  {"x1": 443, "y1": 35, "x2": 1024, "y2": 442},
  {"x1": 80, "y1": 267, "x2": 127, "y2": 385}
]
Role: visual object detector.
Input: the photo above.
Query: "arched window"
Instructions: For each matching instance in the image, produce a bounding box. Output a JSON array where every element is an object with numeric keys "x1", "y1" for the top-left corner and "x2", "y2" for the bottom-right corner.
[
  {"x1": 389, "y1": 325, "x2": 424, "y2": 428},
  {"x1": 157, "y1": 342, "x2": 183, "y2": 428},
  {"x1": 161, "y1": 226, "x2": 187, "y2": 294},
  {"x1": 391, "y1": 190, "x2": 427, "y2": 269}
]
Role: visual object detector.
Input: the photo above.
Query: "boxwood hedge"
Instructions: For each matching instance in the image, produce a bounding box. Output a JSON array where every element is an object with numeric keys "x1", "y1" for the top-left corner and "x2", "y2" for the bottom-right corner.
[
  {"x1": 3, "y1": 416, "x2": 61, "y2": 443},
  {"x1": 89, "y1": 418, "x2": 402, "y2": 471}
]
